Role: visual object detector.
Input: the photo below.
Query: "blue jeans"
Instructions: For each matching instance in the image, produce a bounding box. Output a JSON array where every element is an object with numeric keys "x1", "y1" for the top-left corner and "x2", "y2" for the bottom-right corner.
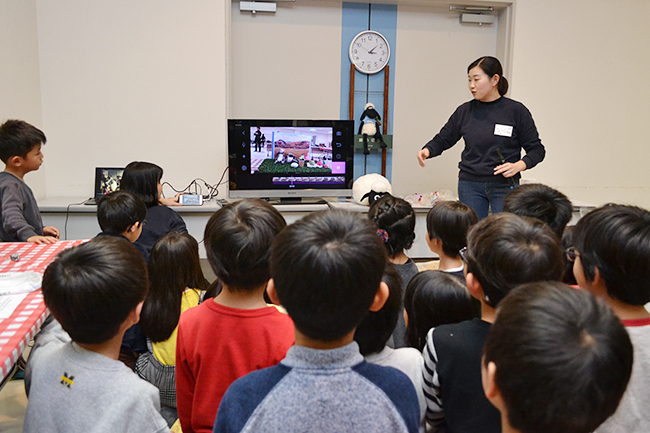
[{"x1": 457, "y1": 179, "x2": 519, "y2": 220}]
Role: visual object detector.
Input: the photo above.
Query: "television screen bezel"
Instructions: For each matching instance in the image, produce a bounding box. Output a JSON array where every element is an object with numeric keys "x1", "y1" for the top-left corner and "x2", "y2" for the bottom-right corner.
[{"x1": 227, "y1": 119, "x2": 354, "y2": 201}]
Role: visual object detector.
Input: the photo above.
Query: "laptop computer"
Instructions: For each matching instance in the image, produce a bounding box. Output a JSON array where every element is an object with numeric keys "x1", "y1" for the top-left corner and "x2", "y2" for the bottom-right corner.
[{"x1": 83, "y1": 167, "x2": 125, "y2": 205}]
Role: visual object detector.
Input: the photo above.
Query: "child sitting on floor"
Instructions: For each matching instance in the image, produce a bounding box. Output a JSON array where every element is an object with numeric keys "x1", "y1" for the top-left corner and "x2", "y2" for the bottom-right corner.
[
  {"x1": 368, "y1": 194, "x2": 419, "y2": 347},
  {"x1": 502, "y1": 183, "x2": 573, "y2": 238},
  {"x1": 137, "y1": 232, "x2": 207, "y2": 427},
  {"x1": 422, "y1": 213, "x2": 564, "y2": 433},
  {"x1": 354, "y1": 263, "x2": 426, "y2": 432},
  {"x1": 96, "y1": 190, "x2": 149, "y2": 260},
  {"x1": 425, "y1": 200, "x2": 477, "y2": 276},
  {"x1": 571, "y1": 203, "x2": 650, "y2": 432},
  {"x1": 404, "y1": 270, "x2": 479, "y2": 351},
  {"x1": 175, "y1": 199, "x2": 294, "y2": 433},
  {"x1": 24, "y1": 237, "x2": 169, "y2": 432},
  {"x1": 95, "y1": 190, "x2": 150, "y2": 370},
  {"x1": 483, "y1": 281, "x2": 633, "y2": 433},
  {"x1": 214, "y1": 209, "x2": 420, "y2": 433}
]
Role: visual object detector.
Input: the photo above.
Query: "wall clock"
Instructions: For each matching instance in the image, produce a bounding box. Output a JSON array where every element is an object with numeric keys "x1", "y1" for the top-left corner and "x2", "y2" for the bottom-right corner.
[{"x1": 349, "y1": 30, "x2": 390, "y2": 75}]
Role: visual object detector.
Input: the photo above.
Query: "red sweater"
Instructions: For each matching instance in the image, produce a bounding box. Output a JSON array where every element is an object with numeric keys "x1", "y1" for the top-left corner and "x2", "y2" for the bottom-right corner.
[{"x1": 176, "y1": 300, "x2": 295, "y2": 433}]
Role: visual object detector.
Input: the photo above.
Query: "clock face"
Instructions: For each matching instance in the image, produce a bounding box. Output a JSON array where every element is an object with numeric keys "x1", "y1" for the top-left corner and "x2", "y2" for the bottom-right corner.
[{"x1": 349, "y1": 30, "x2": 390, "y2": 75}]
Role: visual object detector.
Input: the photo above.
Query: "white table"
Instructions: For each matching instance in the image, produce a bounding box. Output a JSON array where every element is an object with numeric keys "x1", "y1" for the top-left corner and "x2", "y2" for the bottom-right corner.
[
  {"x1": 39, "y1": 196, "x2": 594, "y2": 260},
  {"x1": 38, "y1": 197, "x2": 334, "y2": 259},
  {"x1": 38, "y1": 197, "x2": 438, "y2": 259}
]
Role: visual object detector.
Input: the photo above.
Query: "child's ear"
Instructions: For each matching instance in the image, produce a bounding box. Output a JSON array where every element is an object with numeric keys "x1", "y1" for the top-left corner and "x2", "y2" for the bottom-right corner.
[
  {"x1": 425, "y1": 232, "x2": 439, "y2": 251},
  {"x1": 8, "y1": 155, "x2": 22, "y2": 168},
  {"x1": 481, "y1": 360, "x2": 503, "y2": 406},
  {"x1": 592, "y1": 267, "x2": 607, "y2": 290},
  {"x1": 482, "y1": 360, "x2": 510, "y2": 427},
  {"x1": 466, "y1": 272, "x2": 484, "y2": 300},
  {"x1": 266, "y1": 279, "x2": 281, "y2": 305},
  {"x1": 130, "y1": 301, "x2": 144, "y2": 325},
  {"x1": 584, "y1": 266, "x2": 610, "y2": 298},
  {"x1": 369, "y1": 281, "x2": 389, "y2": 312}
]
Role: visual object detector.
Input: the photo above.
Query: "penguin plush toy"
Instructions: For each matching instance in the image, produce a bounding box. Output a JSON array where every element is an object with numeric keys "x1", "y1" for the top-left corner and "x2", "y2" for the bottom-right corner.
[{"x1": 358, "y1": 102, "x2": 387, "y2": 155}]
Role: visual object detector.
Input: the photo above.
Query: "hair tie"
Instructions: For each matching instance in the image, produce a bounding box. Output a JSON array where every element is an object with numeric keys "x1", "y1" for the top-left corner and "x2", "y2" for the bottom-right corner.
[{"x1": 377, "y1": 229, "x2": 389, "y2": 243}]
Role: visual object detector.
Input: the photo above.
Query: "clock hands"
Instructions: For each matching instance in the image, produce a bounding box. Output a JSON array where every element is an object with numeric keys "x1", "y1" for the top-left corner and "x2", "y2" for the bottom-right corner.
[{"x1": 368, "y1": 44, "x2": 379, "y2": 54}]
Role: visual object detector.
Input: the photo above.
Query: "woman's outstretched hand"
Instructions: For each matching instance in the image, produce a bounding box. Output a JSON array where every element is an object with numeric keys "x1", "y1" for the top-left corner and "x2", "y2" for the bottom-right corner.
[{"x1": 417, "y1": 148, "x2": 430, "y2": 167}]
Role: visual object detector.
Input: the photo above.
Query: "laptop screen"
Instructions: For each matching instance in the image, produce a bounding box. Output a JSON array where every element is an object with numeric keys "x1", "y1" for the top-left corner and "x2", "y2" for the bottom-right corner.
[{"x1": 94, "y1": 168, "x2": 124, "y2": 198}]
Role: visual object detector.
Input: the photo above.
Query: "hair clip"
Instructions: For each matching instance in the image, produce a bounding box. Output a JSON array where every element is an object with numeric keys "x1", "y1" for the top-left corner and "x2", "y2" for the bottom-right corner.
[{"x1": 377, "y1": 229, "x2": 389, "y2": 243}]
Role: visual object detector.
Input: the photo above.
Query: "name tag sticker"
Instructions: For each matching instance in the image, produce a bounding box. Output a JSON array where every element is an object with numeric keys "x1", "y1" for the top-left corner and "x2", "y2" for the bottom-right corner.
[{"x1": 494, "y1": 124, "x2": 513, "y2": 137}]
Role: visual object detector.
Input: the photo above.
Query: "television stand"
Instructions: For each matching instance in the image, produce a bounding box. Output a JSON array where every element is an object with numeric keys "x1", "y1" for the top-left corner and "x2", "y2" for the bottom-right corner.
[{"x1": 266, "y1": 197, "x2": 328, "y2": 205}]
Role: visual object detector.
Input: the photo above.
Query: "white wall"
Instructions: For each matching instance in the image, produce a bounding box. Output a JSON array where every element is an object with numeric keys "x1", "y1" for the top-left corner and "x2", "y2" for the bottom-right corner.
[
  {"x1": 230, "y1": 0, "x2": 343, "y2": 119},
  {"x1": 0, "y1": 0, "x2": 46, "y2": 198},
  {"x1": 509, "y1": 0, "x2": 650, "y2": 208},
  {"x1": 4, "y1": 0, "x2": 650, "y2": 209},
  {"x1": 391, "y1": 5, "x2": 499, "y2": 197},
  {"x1": 230, "y1": 2, "x2": 501, "y2": 198},
  {"x1": 35, "y1": 0, "x2": 229, "y2": 199}
]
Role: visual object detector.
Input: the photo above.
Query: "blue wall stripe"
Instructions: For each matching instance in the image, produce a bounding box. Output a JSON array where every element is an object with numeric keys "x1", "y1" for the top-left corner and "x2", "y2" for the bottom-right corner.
[{"x1": 340, "y1": 2, "x2": 397, "y2": 181}]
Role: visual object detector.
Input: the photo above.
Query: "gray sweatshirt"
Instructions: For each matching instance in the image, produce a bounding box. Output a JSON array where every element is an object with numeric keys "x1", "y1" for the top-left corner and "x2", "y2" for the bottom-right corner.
[
  {"x1": 0, "y1": 172, "x2": 43, "y2": 241},
  {"x1": 23, "y1": 318, "x2": 170, "y2": 433}
]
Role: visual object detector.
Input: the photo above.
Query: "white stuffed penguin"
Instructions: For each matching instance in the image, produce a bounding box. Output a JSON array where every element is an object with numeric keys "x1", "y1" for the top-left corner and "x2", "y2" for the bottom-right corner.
[
  {"x1": 287, "y1": 153, "x2": 299, "y2": 168},
  {"x1": 352, "y1": 173, "x2": 392, "y2": 206},
  {"x1": 358, "y1": 102, "x2": 387, "y2": 154}
]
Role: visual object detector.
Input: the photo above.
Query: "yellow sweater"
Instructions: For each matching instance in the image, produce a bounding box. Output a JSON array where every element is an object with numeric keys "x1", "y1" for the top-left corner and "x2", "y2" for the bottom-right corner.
[{"x1": 151, "y1": 288, "x2": 201, "y2": 366}]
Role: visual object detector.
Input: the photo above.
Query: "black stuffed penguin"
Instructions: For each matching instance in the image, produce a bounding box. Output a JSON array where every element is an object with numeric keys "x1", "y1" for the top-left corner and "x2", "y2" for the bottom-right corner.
[{"x1": 358, "y1": 102, "x2": 387, "y2": 154}]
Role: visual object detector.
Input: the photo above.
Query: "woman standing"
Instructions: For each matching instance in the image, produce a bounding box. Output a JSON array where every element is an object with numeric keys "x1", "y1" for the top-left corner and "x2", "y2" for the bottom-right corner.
[{"x1": 417, "y1": 56, "x2": 545, "y2": 219}]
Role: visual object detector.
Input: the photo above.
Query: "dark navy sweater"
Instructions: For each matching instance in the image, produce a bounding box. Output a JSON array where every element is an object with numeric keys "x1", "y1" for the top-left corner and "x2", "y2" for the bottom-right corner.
[{"x1": 423, "y1": 97, "x2": 545, "y2": 183}]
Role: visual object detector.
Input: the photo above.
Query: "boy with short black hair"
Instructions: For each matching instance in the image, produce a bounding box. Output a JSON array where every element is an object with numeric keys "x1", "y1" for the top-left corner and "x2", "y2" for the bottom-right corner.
[
  {"x1": 95, "y1": 190, "x2": 151, "y2": 368},
  {"x1": 96, "y1": 190, "x2": 149, "y2": 260},
  {"x1": 423, "y1": 213, "x2": 564, "y2": 433},
  {"x1": 24, "y1": 237, "x2": 169, "y2": 432},
  {"x1": 502, "y1": 183, "x2": 573, "y2": 238},
  {"x1": 425, "y1": 200, "x2": 478, "y2": 275},
  {"x1": 214, "y1": 210, "x2": 420, "y2": 433},
  {"x1": 97, "y1": 190, "x2": 147, "y2": 240},
  {"x1": 482, "y1": 281, "x2": 633, "y2": 433},
  {"x1": 175, "y1": 199, "x2": 294, "y2": 433},
  {"x1": 0, "y1": 119, "x2": 59, "y2": 243},
  {"x1": 571, "y1": 203, "x2": 650, "y2": 432}
]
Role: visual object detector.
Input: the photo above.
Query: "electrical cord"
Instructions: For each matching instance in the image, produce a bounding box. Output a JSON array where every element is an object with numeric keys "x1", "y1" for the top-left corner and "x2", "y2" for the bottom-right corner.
[
  {"x1": 160, "y1": 167, "x2": 229, "y2": 201},
  {"x1": 64, "y1": 201, "x2": 87, "y2": 240}
]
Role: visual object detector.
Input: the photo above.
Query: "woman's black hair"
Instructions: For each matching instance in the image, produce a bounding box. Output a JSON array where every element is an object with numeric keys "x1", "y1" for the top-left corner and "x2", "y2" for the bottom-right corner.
[
  {"x1": 140, "y1": 232, "x2": 207, "y2": 342},
  {"x1": 368, "y1": 194, "x2": 416, "y2": 257},
  {"x1": 404, "y1": 270, "x2": 480, "y2": 351},
  {"x1": 120, "y1": 161, "x2": 163, "y2": 208},
  {"x1": 468, "y1": 56, "x2": 509, "y2": 96}
]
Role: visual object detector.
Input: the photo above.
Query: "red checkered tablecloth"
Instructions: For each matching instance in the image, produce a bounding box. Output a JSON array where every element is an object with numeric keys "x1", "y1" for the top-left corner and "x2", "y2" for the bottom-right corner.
[{"x1": 0, "y1": 240, "x2": 85, "y2": 380}]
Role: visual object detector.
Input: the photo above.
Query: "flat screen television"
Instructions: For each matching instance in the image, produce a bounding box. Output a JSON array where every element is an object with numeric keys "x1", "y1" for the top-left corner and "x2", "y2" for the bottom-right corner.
[{"x1": 228, "y1": 119, "x2": 355, "y2": 202}]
